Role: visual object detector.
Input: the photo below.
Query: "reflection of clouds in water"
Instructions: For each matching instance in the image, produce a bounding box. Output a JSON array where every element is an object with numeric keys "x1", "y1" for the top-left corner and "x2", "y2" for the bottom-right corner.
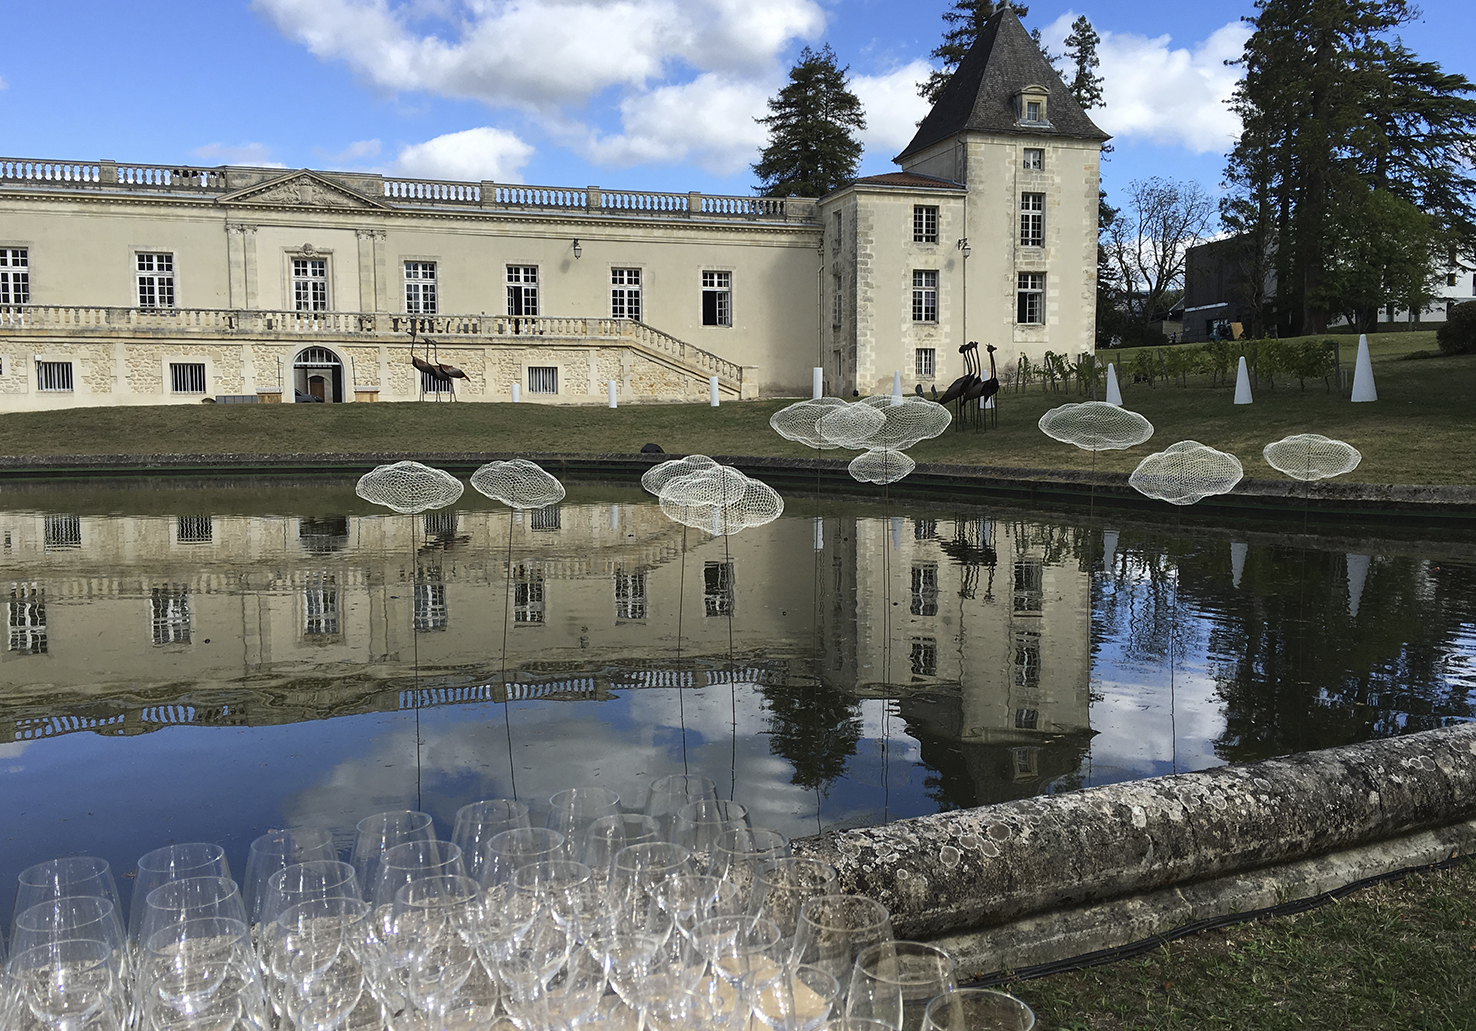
[
  {"x1": 1090, "y1": 661, "x2": 1226, "y2": 783},
  {"x1": 0, "y1": 741, "x2": 31, "y2": 759}
]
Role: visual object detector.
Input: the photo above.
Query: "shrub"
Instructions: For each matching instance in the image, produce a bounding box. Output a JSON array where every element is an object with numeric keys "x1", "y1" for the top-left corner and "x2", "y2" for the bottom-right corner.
[{"x1": 1437, "y1": 302, "x2": 1476, "y2": 355}]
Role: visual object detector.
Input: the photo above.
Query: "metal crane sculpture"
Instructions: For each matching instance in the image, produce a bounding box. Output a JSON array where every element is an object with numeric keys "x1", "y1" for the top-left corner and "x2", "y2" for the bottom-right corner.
[
  {"x1": 959, "y1": 344, "x2": 1000, "y2": 430},
  {"x1": 408, "y1": 321, "x2": 467, "y2": 400},
  {"x1": 937, "y1": 341, "x2": 981, "y2": 430}
]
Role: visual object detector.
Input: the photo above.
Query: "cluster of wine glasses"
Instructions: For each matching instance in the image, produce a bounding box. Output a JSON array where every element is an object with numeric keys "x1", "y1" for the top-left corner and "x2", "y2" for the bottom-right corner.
[{"x1": 2, "y1": 776, "x2": 1034, "y2": 1030}]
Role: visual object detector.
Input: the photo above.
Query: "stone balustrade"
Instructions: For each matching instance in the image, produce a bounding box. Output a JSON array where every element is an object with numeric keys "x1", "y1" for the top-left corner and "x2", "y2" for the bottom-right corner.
[{"x1": 1, "y1": 155, "x2": 814, "y2": 221}]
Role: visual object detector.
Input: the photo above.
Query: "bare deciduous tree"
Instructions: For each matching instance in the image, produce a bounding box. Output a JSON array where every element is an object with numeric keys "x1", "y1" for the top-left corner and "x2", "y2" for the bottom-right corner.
[{"x1": 1106, "y1": 178, "x2": 1216, "y2": 332}]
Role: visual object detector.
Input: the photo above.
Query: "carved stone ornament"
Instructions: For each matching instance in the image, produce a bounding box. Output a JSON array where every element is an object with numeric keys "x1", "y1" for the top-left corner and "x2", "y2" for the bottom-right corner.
[
  {"x1": 301, "y1": 243, "x2": 316, "y2": 255},
  {"x1": 218, "y1": 170, "x2": 389, "y2": 210}
]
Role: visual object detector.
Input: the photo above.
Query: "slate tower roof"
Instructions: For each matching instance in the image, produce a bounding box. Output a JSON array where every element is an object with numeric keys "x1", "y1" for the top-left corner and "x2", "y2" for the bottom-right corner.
[{"x1": 897, "y1": 7, "x2": 1109, "y2": 163}]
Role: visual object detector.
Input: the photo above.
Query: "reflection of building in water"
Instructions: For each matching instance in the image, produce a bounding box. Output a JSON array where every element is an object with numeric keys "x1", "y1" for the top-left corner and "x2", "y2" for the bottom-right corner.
[{"x1": 0, "y1": 502, "x2": 1091, "y2": 799}]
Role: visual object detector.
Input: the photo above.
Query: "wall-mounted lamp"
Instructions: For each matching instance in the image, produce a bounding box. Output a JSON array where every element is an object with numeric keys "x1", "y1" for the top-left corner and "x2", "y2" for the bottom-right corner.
[
  {"x1": 957, "y1": 238, "x2": 971, "y2": 259},
  {"x1": 572, "y1": 238, "x2": 582, "y2": 259}
]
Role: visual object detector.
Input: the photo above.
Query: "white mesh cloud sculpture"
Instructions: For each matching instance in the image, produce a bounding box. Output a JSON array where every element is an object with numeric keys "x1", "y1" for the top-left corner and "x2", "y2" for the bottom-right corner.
[
  {"x1": 470, "y1": 458, "x2": 566, "y2": 509},
  {"x1": 771, "y1": 398, "x2": 863, "y2": 449},
  {"x1": 848, "y1": 448, "x2": 916, "y2": 485},
  {"x1": 356, "y1": 460, "x2": 464, "y2": 514},
  {"x1": 816, "y1": 404, "x2": 888, "y2": 450},
  {"x1": 643, "y1": 455, "x2": 783, "y2": 535},
  {"x1": 1262, "y1": 433, "x2": 1362, "y2": 481},
  {"x1": 1039, "y1": 402, "x2": 1154, "y2": 451},
  {"x1": 853, "y1": 395, "x2": 952, "y2": 450},
  {"x1": 1129, "y1": 441, "x2": 1245, "y2": 506}
]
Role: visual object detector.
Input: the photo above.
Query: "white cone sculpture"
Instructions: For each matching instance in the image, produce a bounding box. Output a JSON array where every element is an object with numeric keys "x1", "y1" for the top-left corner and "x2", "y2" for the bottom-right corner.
[
  {"x1": 891, "y1": 370, "x2": 903, "y2": 406},
  {"x1": 1351, "y1": 334, "x2": 1377, "y2": 402},
  {"x1": 812, "y1": 367, "x2": 823, "y2": 400},
  {"x1": 1104, "y1": 362, "x2": 1123, "y2": 406},
  {"x1": 1231, "y1": 542, "x2": 1247, "y2": 589},
  {"x1": 1234, "y1": 356, "x2": 1253, "y2": 404},
  {"x1": 1347, "y1": 553, "x2": 1371, "y2": 617}
]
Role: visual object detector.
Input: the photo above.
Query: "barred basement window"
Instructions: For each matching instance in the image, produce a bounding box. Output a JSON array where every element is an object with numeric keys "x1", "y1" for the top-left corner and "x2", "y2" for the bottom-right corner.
[
  {"x1": 415, "y1": 567, "x2": 448, "y2": 632},
  {"x1": 177, "y1": 516, "x2": 212, "y2": 544},
  {"x1": 0, "y1": 248, "x2": 30, "y2": 305},
  {"x1": 299, "y1": 517, "x2": 349, "y2": 554},
  {"x1": 910, "y1": 636, "x2": 937, "y2": 677},
  {"x1": 615, "y1": 568, "x2": 647, "y2": 621},
  {"x1": 292, "y1": 258, "x2": 328, "y2": 312},
  {"x1": 1011, "y1": 746, "x2": 1040, "y2": 778},
  {"x1": 913, "y1": 205, "x2": 938, "y2": 244},
  {"x1": 513, "y1": 564, "x2": 545, "y2": 624},
  {"x1": 303, "y1": 573, "x2": 339, "y2": 635},
  {"x1": 1017, "y1": 272, "x2": 1044, "y2": 324},
  {"x1": 36, "y1": 361, "x2": 73, "y2": 392},
  {"x1": 137, "y1": 253, "x2": 175, "y2": 309},
  {"x1": 1019, "y1": 193, "x2": 1044, "y2": 247},
  {"x1": 404, "y1": 261, "x2": 438, "y2": 314},
  {"x1": 151, "y1": 585, "x2": 191, "y2": 645},
  {"x1": 530, "y1": 505, "x2": 561, "y2": 531},
  {"x1": 1015, "y1": 708, "x2": 1039, "y2": 730},
  {"x1": 911, "y1": 271, "x2": 937, "y2": 323},
  {"x1": 611, "y1": 268, "x2": 642, "y2": 321},
  {"x1": 7, "y1": 583, "x2": 47, "y2": 655},
  {"x1": 704, "y1": 561, "x2": 734, "y2": 617},
  {"x1": 170, "y1": 362, "x2": 207, "y2": 394},
  {"x1": 915, "y1": 348, "x2": 936, "y2": 378},
  {"x1": 1013, "y1": 559, "x2": 1044, "y2": 612},
  {"x1": 910, "y1": 562, "x2": 938, "y2": 616},
  {"x1": 421, "y1": 370, "x2": 454, "y2": 394},
  {"x1": 43, "y1": 515, "x2": 81, "y2": 551},
  {"x1": 527, "y1": 367, "x2": 558, "y2": 394},
  {"x1": 424, "y1": 512, "x2": 457, "y2": 537}
]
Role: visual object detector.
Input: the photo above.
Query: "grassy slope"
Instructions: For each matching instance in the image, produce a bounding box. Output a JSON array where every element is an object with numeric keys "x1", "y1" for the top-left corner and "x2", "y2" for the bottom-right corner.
[{"x1": 0, "y1": 332, "x2": 1470, "y2": 484}]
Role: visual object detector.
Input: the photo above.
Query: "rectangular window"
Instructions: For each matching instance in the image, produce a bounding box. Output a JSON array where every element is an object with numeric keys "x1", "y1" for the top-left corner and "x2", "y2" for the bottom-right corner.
[
  {"x1": 151, "y1": 585, "x2": 191, "y2": 645},
  {"x1": 292, "y1": 258, "x2": 328, "y2": 311},
  {"x1": 914, "y1": 519, "x2": 937, "y2": 540},
  {"x1": 1026, "y1": 100, "x2": 1042, "y2": 122},
  {"x1": 415, "y1": 567, "x2": 448, "y2": 632},
  {"x1": 832, "y1": 274, "x2": 844, "y2": 328},
  {"x1": 507, "y1": 265, "x2": 539, "y2": 317},
  {"x1": 911, "y1": 270, "x2": 938, "y2": 323},
  {"x1": 137, "y1": 253, "x2": 175, "y2": 309},
  {"x1": 530, "y1": 505, "x2": 561, "y2": 531},
  {"x1": 615, "y1": 568, "x2": 647, "y2": 621},
  {"x1": 910, "y1": 636, "x2": 937, "y2": 677},
  {"x1": 405, "y1": 261, "x2": 438, "y2": 314},
  {"x1": 170, "y1": 362, "x2": 206, "y2": 394},
  {"x1": 1015, "y1": 708, "x2": 1040, "y2": 730},
  {"x1": 303, "y1": 573, "x2": 339, "y2": 635},
  {"x1": 7, "y1": 584, "x2": 47, "y2": 655},
  {"x1": 177, "y1": 516, "x2": 212, "y2": 544},
  {"x1": 832, "y1": 210, "x2": 842, "y2": 252},
  {"x1": 702, "y1": 271, "x2": 732, "y2": 326},
  {"x1": 43, "y1": 515, "x2": 81, "y2": 551},
  {"x1": 910, "y1": 562, "x2": 939, "y2": 617},
  {"x1": 1013, "y1": 629, "x2": 1041, "y2": 688},
  {"x1": 527, "y1": 366, "x2": 558, "y2": 394},
  {"x1": 913, "y1": 205, "x2": 938, "y2": 244},
  {"x1": 915, "y1": 348, "x2": 936, "y2": 378},
  {"x1": 513, "y1": 563, "x2": 545, "y2": 624},
  {"x1": 1020, "y1": 193, "x2": 1044, "y2": 247},
  {"x1": 1014, "y1": 560, "x2": 1044, "y2": 613},
  {"x1": 611, "y1": 268, "x2": 642, "y2": 321},
  {"x1": 0, "y1": 248, "x2": 30, "y2": 305},
  {"x1": 1024, "y1": 148, "x2": 1044, "y2": 170},
  {"x1": 36, "y1": 360, "x2": 73, "y2": 392},
  {"x1": 1017, "y1": 272, "x2": 1045, "y2": 324},
  {"x1": 704, "y1": 561, "x2": 735, "y2": 616}
]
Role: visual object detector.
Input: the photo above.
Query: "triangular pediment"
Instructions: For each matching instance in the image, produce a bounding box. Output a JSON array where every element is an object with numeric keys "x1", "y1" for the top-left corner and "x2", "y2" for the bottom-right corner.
[{"x1": 218, "y1": 170, "x2": 390, "y2": 210}]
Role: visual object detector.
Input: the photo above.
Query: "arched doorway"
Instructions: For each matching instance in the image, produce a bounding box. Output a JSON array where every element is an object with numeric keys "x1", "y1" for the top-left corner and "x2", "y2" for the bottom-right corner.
[{"x1": 293, "y1": 346, "x2": 344, "y2": 403}]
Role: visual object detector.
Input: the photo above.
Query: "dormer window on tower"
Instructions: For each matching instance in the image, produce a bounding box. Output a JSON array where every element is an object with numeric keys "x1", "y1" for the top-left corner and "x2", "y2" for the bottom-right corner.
[{"x1": 1017, "y1": 85, "x2": 1050, "y2": 127}]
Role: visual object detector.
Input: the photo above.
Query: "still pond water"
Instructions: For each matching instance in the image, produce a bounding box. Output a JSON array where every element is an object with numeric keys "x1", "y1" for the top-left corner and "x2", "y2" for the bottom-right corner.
[{"x1": 1, "y1": 478, "x2": 1474, "y2": 919}]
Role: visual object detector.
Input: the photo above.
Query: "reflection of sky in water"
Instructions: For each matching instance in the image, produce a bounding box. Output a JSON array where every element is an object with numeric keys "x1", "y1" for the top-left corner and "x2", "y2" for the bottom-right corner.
[{"x1": 3, "y1": 488, "x2": 1476, "y2": 923}]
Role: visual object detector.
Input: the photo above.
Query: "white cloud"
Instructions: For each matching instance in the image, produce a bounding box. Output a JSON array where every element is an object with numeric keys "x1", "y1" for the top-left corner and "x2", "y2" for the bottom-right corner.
[
  {"x1": 0, "y1": 75, "x2": 8, "y2": 91},
  {"x1": 583, "y1": 73, "x2": 771, "y2": 175},
  {"x1": 1040, "y1": 13, "x2": 1250, "y2": 154},
  {"x1": 190, "y1": 142, "x2": 286, "y2": 167},
  {"x1": 334, "y1": 138, "x2": 383, "y2": 163},
  {"x1": 394, "y1": 126, "x2": 534, "y2": 181},
  {"x1": 851, "y1": 60, "x2": 932, "y2": 157}
]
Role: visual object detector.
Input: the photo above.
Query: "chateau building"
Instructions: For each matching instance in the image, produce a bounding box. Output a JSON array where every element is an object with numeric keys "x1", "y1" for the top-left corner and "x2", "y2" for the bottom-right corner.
[{"x1": 0, "y1": 10, "x2": 1105, "y2": 412}]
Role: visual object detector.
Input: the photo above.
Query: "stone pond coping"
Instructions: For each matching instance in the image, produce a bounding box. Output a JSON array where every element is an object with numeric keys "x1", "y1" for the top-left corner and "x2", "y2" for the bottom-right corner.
[
  {"x1": 0, "y1": 451, "x2": 1473, "y2": 525},
  {"x1": 790, "y1": 723, "x2": 1476, "y2": 978}
]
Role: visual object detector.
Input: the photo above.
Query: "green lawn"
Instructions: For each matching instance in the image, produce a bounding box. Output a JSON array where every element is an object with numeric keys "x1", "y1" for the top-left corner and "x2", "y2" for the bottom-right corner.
[
  {"x1": 1001, "y1": 859, "x2": 1476, "y2": 1031},
  {"x1": 1, "y1": 331, "x2": 1470, "y2": 484}
]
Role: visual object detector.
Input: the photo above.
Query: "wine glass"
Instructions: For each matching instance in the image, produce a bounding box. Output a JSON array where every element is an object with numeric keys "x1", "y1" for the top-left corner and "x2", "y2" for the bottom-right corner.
[
  {"x1": 636, "y1": 983, "x2": 714, "y2": 1031},
  {"x1": 367, "y1": 840, "x2": 464, "y2": 912},
  {"x1": 844, "y1": 942, "x2": 956, "y2": 1031},
  {"x1": 451, "y1": 800, "x2": 530, "y2": 884},
  {"x1": 390, "y1": 876, "x2": 483, "y2": 1023},
  {"x1": 608, "y1": 843, "x2": 694, "y2": 912},
  {"x1": 349, "y1": 811, "x2": 435, "y2": 903},
  {"x1": 137, "y1": 915, "x2": 264, "y2": 1028},
  {"x1": 269, "y1": 897, "x2": 371, "y2": 1030},
  {"x1": 710, "y1": 828, "x2": 790, "y2": 906},
  {"x1": 672, "y1": 799, "x2": 750, "y2": 867},
  {"x1": 12, "y1": 897, "x2": 132, "y2": 1003},
  {"x1": 921, "y1": 988, "x2": 1035, "y2": 1031},
  {"x1": 137, "y1": 877, "x2": 248, "y2": 954},
  {"x1": 510, "y1": 860, "x2": 598, "y2": 934},
  {"x1": 581, "y1": 814, "x2": 661, "y2": 883},
  {"x1": 258, "y1": 861, "x2": 361, "y2": 932},
  {"x1": 546, "y1": 788, "x2": 621, "y2": 855},
  {"x1": 643, "y1": 775, "x2": 717, "y2": 840},
  {"x1": 747, "y1": 858, "x2": 839, "y2": 939},
  {"x1": 751, "y1": 964, "x2": 841, "y2": 1031},
  {"x1": 651, "y1": 872, "x2": 741, "y2": 936},
  {"x1": 8, "y1": 939, "x2": 125, "y2": 1030},
  {"x1": 12, "y1": 858, "x2": 126, "y2": 945},
  {"x1": 129, "y1": 844, "x2": 231, "y2": 950},
  {"x1": 480, "y1": 828, "x2": 565, "y2": 891},
  {"x1": 790, "y1": 895, "x2": 893, "y2": 1003},
  {"x1": 242, "y1": 828, "x2": 336, "y2": 933}
]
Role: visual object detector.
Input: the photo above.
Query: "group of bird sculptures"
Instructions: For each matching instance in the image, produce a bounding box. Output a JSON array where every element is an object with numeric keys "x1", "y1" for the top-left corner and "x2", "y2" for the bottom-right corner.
[
  {"x1": 935, "y1": 341, "x2": 1000, "y2": 430},
  {"x1": 408, "y1": 323, "x2": 467, "y2": 399}
]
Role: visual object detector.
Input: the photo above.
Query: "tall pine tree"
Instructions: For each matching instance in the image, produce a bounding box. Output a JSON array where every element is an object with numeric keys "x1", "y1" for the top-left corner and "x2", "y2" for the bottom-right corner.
[
  {"x1": 753, "y1": 45, "x2": 866, "y2": 198},
  {"x1": 1062, "y1": 16, "x2": 1104, "y2": 110},
  {"x1": 1224, "y1": 0, "x2": 1476, "y2": 334},
  {"x1": 917, "y1": 1, "x2": 1032, "y2": 105}
]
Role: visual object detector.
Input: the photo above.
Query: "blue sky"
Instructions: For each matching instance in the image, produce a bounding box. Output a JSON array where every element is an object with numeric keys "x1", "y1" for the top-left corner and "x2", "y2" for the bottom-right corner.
[{"x1": 1, "y1": 0, "x2": 1470, "y2": 207}]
